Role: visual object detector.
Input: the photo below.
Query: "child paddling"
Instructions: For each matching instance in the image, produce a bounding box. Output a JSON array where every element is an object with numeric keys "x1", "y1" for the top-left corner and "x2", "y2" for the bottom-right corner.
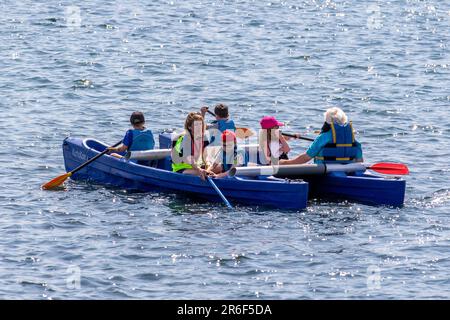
[
  {"x1": 107, "y1": 111, "x2": 155, "y2": 165},
  {"x1": 200, "y1": 103, "x2": 236, "y2": 145},
  {"x1": 200, "y1": 103, "x2": 236, "y2": 132}
]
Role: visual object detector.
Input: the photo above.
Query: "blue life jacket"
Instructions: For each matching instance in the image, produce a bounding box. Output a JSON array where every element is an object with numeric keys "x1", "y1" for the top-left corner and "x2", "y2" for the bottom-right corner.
[
  {"x1": 216, "y1": 119, "x2": 236, "y2": 132},
  {"x1": 208, "y1": 119, "x2": 236, "y2": 145},
  {"x1": 128, "y1": 129, "x2": 155, "y2": 151},
  {"x1": 315, "y1": 122, "x2": 359, "y2": 164}
]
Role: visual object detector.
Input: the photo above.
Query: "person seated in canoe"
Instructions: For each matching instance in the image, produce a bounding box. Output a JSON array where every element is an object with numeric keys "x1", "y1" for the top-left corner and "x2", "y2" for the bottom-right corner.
[
  {"x1": 171, "y1": 112, "x2": 215, "y2": 180},
  {"x1": 210, "y1": 130, "x2": 245, "y2": 178},
  {"x1": 258, "y1": 116, "x2": 291, "y2": 165},
  {"x1": 280, "y1": 107, "x2": 363, "y2": 165},
  {"x1": 107, "y1": 111, "x2": 155, "y2": 165},
  {"x1": 200, "y1": 103, "x2": 236, "y2": 144}
]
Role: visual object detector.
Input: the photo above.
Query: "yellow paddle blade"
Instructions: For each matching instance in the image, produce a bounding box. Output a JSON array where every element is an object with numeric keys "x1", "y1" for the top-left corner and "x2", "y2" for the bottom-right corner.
[
  {"x1": 236, "y1": 127, "x2": 255, "y2": 139},
  {"x1": 41, "y1": 172, "x2": 72, "y2": 190}
]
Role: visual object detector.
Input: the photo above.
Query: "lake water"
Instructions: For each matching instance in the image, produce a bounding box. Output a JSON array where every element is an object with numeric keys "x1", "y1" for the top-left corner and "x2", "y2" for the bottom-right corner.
[{"x1": 1, "y1": 0, "x2": 449, "y2": 299}]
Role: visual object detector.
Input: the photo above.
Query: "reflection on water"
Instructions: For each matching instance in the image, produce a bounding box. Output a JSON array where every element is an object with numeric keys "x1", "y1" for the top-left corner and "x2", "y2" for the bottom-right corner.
[{"x1": 0, "y1": 0, "x2": 449, "y2": 299}]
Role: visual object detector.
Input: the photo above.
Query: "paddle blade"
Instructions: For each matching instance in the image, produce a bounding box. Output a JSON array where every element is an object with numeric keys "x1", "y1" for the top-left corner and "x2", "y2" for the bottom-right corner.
[
  {"x1": 368, "y1": 163, "x2": 409, "y2": 175},
  {"x1": 236, "y1": 127, "x2": 254, "y2": 139},
  {"x1": 41, "y1": 172, "x2": 72, "y2": 190}
]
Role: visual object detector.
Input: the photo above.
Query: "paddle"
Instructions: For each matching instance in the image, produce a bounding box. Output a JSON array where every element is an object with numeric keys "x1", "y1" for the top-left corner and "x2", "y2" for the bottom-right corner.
[
  {"x1": 229, "y1": 162, "x2": 410, "y2": 177},
  {"x1": 281, "y1": 132, "x2": 315, "y2": 142},
  {"x1": 235, "y1": 127, "x2": 255, "y2": 139},
  {"x1": 207, "y1": 176, "x2": 233, "y2": 209},
  {"x1": 206, "y1": 109, "x2": 216, "y2": 117},
  {"x1": 203, "y1": 108, "x2": 254, "y2": 139},
  {"x1": 42, "y1": 140, "x2": 122, "y2": 190},
  {"x1": 367, "y1": 162, "x2": 409, "y2": 175}
]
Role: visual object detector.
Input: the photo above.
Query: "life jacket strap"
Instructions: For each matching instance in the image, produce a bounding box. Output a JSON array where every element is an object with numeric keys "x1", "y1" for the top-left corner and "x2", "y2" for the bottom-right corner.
[
  {"x1": 324, "y1": 142, "x2": 358, "y2": 148},
  {"x1": 315, "y1": 156, "x2": 355, "y2": 161}
]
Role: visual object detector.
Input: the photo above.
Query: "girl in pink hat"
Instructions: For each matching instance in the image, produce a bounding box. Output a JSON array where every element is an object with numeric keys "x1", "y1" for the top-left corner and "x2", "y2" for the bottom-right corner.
[{"x1": 259, "y1": 116, "x2": 291, "y2": 165}]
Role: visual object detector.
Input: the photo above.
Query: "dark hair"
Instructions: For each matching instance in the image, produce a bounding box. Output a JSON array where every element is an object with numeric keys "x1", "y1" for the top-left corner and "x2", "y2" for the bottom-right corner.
[
  {"x1": 214, "y1": 104, "x2": 229, "y2": 118},
  {"x1": 130, "y1": 111, "x2": 145, "y2": 125}
]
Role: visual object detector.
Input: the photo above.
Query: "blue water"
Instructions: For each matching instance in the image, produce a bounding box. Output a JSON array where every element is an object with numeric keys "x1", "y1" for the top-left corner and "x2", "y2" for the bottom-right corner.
[{"x1": 1, "y1": 0, "x2": 450, "y2": 299}]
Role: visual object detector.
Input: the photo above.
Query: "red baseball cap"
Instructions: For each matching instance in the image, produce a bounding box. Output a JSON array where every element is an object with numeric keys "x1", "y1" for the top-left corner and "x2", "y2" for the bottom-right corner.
[
  {"x1": 260, "y1": 116, "x2": 284, "y2": 129},
  {"x1": 222, "y1": 130, "x2": 237, "y2": 143}
]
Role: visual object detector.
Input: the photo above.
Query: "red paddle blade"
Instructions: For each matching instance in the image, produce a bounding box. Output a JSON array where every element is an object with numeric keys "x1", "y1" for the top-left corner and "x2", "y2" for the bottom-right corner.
[
  {"x1": 41, "y1": 172, "x2": 72, "y2": 190},
  {"x1": 368, "y1": 162, "x2": 409, "y2": 175}
]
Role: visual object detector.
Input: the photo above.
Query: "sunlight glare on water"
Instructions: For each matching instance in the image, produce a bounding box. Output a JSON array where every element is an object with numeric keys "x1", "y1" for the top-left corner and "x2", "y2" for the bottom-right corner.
[{"x1": 0, "y1": 0, "x2": 449, "y2": 299}]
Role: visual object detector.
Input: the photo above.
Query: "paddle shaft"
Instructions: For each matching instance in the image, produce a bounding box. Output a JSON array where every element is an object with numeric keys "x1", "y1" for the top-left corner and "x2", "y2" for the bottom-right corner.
[
  {"x1": 207, "y1": 176, "x2": 233, "y2": 209},
  {"x1": 206, "y1": 109, "x2": 313, "y2": 142},
  {"x1": 205, "y1": 107, "x2": 312, "y2": 142},
  {"x1": 70, "y1": 140, "x2": 122, "y2": 175},
  {"x1": 206, "y1": 109, "x2": 216, "y2": 117},
  {"x1": 281, "y1": 132, "x2": 314, "y2": 142},
  {"x1": 204, "y1": 108, "x2": 253, "y2": 138}
]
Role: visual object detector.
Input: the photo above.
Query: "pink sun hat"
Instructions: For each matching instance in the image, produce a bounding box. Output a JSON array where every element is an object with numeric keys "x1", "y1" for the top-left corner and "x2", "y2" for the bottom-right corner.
[{"x1": 260, "y1": 116, "x2": 285, "y2": 129}]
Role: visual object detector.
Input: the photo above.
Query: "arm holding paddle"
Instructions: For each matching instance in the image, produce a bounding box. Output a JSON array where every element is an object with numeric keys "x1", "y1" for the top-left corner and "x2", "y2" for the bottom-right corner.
[
  {"x1": 108, "y1": 144, "x2": 127, "y2": 153},
  {"x1": 200, "y1": 106, "x2": 212, "y2": 118},
  {"x1": 281, "y1": 131, "x2": 314, "y2": 142},
  {"x1": 192, "y1": 160, "x2": 215, "y2": 180},
  {"x1": 280, "y1": 135, "x2": 364, "y2": 165},
  {"x1": 107, "y1": 112, "x2": 155, "y2": 158},
  {"x1": 279, "y1": 132, "x2": 291, "y2": 154},
  {"x1": 106, "y1": 133, "x2": 129, "y2": 158},
  {"x1": 171, "y1": 141, "x2": 215, "y2": 180},
  {"x1": 280, "y1": 153, "x2": 313, "y2": 165},
  {"x1": 279, "y1": 132, "x2": 319, "y2": 164},
  {"x1": 107, "y1": 143, "x2": 128, "y2": 158}
]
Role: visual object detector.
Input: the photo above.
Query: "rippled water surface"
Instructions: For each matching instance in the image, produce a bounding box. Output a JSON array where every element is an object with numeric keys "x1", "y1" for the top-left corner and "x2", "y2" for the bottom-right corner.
[{"x1": 1, "y1": 0, "x2": 450, "y2": 299}]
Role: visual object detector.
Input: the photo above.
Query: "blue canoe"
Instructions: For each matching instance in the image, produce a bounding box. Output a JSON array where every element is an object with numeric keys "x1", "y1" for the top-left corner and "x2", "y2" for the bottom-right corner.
[
  {"x1": 62, "y1": 135, "x2": 406, "y2": 209},
  {"x1": 62, "y1": 137, "x2": 309, "y2": 210}
]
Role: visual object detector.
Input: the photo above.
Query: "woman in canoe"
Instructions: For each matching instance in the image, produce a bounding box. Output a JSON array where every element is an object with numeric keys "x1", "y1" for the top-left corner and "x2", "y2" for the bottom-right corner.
[
  {"x1": 171, "y1": 112, "x2": 215, "y2": 180},
  {"x1": 280, "y1": 107, "x2": 363, "y2": 165},
  {"x1": 210, "y1": 130, "x2": 245, "y2": 178},
  {"x1": 107, "y1": 111, "x2": 155, "y2": 165},
  {"x1": 259, "y1": 116, "x2": 292, "y2": 165}
]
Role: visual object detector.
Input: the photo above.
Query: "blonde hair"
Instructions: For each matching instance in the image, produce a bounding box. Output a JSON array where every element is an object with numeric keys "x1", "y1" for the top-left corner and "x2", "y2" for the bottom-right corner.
[{"x1": 324, "y1": 107, "x2": 348, "y2": 125}]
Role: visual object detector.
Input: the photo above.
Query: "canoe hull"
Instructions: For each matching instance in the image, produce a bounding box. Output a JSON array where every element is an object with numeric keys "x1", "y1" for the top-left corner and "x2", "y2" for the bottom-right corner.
[
  {"x1": 303, "y1": 173, "x2": 406, "y2": 207},
  {"x1": 158, "y1": 131, "x2": 406, "y2": 207},
  {"x1": 62, "y1": 137, "x2": 309, "y2": 210},
  {"x1": 62, "y1": 136, "x2": 406, "y2": 208}
]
